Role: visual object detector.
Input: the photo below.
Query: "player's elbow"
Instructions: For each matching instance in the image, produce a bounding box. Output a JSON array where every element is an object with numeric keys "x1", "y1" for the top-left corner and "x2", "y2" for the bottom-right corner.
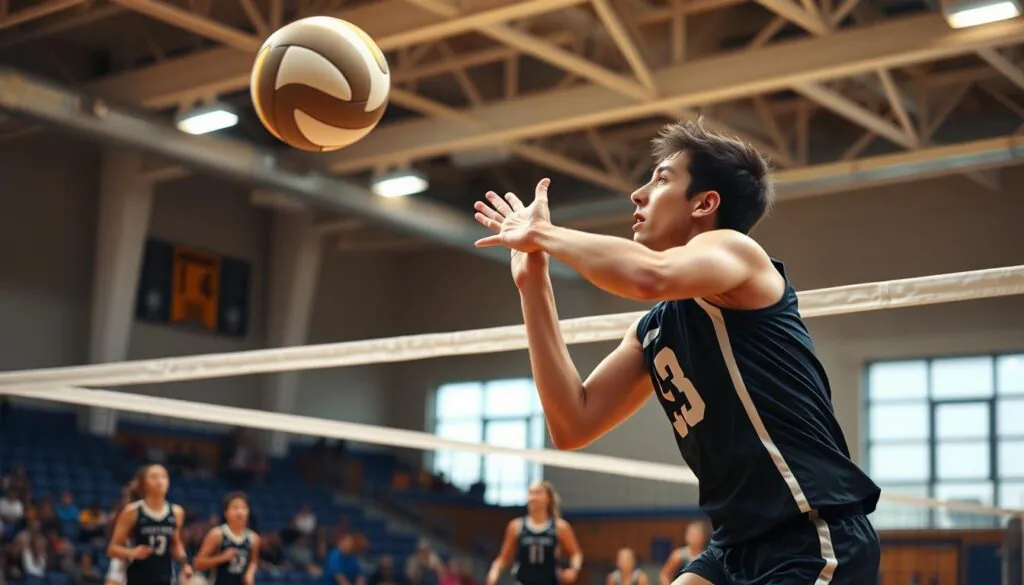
[{"x1": 548, "y1": 427, "x2": 596, "y2": 451}]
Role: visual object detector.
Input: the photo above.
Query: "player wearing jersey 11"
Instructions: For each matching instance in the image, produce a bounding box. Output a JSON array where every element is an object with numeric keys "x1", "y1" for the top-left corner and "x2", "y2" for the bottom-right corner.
[
  {"x1": 195, "y1": 492, "x2": 260, "y2": 585},
  {"x1": 108, "y1": 465, "x2": 193, "y2": 585},
  {"x1": 486, "y1": 482, "x2": 582, "y2": 585},
  {"x1": 472, "y1": 119, "x2": 881, "y2": 584}
]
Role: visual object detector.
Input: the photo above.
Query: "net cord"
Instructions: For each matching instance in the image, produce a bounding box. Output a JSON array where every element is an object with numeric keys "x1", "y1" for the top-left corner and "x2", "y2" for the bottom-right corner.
[
  {"x1": 0, "y1": 265, "x2": 1021, "y2": 390},
  {"x1": 2, "y1": 385, "x2": 1020, "y2": 519}
]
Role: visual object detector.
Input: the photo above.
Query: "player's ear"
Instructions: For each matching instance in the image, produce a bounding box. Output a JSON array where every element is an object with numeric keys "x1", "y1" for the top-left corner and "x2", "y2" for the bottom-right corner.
[{"x1": 691, "y1": 190, "x2": 720, "y2": 219}]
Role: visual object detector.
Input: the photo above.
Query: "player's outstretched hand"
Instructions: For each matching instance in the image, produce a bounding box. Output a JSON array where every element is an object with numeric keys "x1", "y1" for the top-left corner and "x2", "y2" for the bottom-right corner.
[{"x1": 473, "y1": 177, "x2": 552, "y2": 253}]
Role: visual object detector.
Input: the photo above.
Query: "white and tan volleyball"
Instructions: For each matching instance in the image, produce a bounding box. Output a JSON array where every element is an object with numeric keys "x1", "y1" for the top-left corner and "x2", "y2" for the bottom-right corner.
[{"x1": 250, "y1": 16, "x2": 391, "y2": 152}]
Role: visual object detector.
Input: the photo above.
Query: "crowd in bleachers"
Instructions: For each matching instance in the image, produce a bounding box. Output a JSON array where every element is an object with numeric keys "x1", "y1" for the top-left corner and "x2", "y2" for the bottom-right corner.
[{"x1": 0, "y1": 406, "x2": 481, "y2": 585}]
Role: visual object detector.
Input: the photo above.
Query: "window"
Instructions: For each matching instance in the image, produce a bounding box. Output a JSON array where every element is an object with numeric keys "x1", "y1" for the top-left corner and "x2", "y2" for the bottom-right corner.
[
  {"x1": 431, "y1": 379, "x2": 545, "y2": 506},
  {"x1": 866, "y1": 354, "x2": 1024, "y2": 529}
]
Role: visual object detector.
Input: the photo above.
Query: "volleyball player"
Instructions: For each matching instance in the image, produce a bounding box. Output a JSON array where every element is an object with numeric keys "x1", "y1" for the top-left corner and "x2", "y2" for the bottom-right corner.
[
  {"x1": 658, "y1": 522, "x2": 708, "y2": 585},
  {"x1": 485, "y1": 482, "x2": 582, "y2": 585},
  {"x1": 104, "y1": 479, "x2": 142, "y2": 585},
  {"x1": 108, "y1": 464, "x2": 193, "y2": 585},
  {"x1": 607, "y1": 548, "x2": 646, "y2": 585},
  {"x1": 472, "y1": 119, "x2": 882, "y2": 584},
  {"x1": 195, "y1": 492, "x2": 260, "y2": 585}
]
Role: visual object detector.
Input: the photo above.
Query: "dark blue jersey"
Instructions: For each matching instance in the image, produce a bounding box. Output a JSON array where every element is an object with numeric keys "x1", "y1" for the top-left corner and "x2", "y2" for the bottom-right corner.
[
  {"x1": 513, "y1": 518, "x2": 558, "y2": 585},
  {"x1": 636, "y1": 259, "x2": 880, "y2": 546},
  {"x1": 126, "y1": 502, "x2": 178, "y2": 585},
  {"x1": 211, "y1": 524, "x2": 254, "y2": 585}
]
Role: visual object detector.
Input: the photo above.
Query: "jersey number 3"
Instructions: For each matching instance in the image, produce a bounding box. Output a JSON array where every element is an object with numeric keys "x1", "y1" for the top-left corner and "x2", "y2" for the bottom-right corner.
[
  {"x1": 147, "y1": 535, "x2": 168, "y2": 556},
  {"x1": 653, "y1": 347, "x2": 706, "y2": 439}
]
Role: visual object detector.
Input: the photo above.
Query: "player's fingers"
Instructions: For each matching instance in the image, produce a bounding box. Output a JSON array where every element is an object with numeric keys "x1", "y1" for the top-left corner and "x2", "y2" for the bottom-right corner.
[
  {"x1": 474, "y1": 200, "x2": 503, "y2": 223},
  {"x1": 535, "y1": 178, "x2": 551, "y2": 201},
  {"x1": 474, "y1": 234, "x2": 502, "y2": 247},
  {"x1": 486, "y1": 191, "x2": 514, "y2": 216},
  {"x1": 505, "y1": 192, "x2": 524, "y2": 211},
  {"x1": 474, "y1": 213, "x2": 502, "y2": 233}
]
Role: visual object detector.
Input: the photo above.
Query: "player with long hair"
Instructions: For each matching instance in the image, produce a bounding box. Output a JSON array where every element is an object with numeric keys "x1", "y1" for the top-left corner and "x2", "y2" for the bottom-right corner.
[
  {"x1": 195, "y1": 491, "x2": 260, "y2": 585},
  {"x1": 486, "y1": 481, "x2": 583, "y2": 585},
  {"x1": 104, "y1": 478, "x2": 143, "y2": 585},
  {"x1": 107, "y1": 464, "x2": 193, "y2": 585}
]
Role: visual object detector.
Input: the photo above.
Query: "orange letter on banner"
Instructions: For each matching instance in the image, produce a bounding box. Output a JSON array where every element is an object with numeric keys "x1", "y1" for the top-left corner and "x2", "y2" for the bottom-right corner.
[{"x1": 170, "y1": 246, "x2": 221, "y2": 331}]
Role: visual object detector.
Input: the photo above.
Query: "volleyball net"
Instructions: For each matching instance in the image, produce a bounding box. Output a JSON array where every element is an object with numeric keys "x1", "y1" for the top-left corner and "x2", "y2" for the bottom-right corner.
[{"x1": 1, "y1": 265, "x2": 1024, "y2": 584}]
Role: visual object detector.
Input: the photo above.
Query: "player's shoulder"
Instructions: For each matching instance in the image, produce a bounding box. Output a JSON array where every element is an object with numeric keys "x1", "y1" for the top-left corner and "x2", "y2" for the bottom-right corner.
[
  {"x1": 554, "y1": 517, "x2": 572, "y2": 532},
  {"x1": 172, "y1": 503, "x2": 186, "y2": 520}
]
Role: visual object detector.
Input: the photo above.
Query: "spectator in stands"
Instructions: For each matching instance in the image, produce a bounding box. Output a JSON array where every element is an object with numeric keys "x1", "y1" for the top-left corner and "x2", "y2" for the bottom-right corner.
[
  {"x1": 77, "y1": 502, "x2": 108, "y2": 543},
  {"x1": 56, "y1": 493, "x2": 80, "y2": 525},
  {"x1": 293, "y1": 506, "x2": 318, "y2": 537},
  {"x1": 321, "y1": 534, "x2": 363, "y2": 585},
  {"x1": 657, "y1": 521, "x2": 709, "y2": 585},
  {"x1": 607, "y1": 548, "x2": 647, "y2": 585},
  {"x1": 288, "y1": 535, "x2": 318, "y2": 575},
  {"x1": 368, "y1": 556, "x2": 397, "y2": 585},
  {"x1": 72, "y1": 552, "x2": 103, "y2": 585},
  {"x1": 405, "y1": 540, "x2": 441, "y2": 585},
  {"x1": 439, "y1": 558, "x2": 475, "y2": 585},
  {"x1": 221, "y1": 428, "x2": 268, "y2": 489},
  {"x1": 21, "y1": 535, "x2": 47, "y2": 578},
  {"x1": 0, "y1": 492, "x2": 23, "y2": 532},
  {"x1": 1, "y1": 468, "x2": 30, "y2": 502},
  {"x1": 257, "y1": 532, "x2": 288, "y2": 573},
  {"x1": 43, "y1": 527, "x2": 75, "y2": 573},
  {"x1": 37, "y1": 499, "x2": 60, "y2": 536}
]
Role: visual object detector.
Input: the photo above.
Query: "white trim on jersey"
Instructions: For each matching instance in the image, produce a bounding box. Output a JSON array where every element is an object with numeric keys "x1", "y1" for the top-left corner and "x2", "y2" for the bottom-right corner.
[{"x1": 694, "y1": 298, "x2": 838, "y2": 584}]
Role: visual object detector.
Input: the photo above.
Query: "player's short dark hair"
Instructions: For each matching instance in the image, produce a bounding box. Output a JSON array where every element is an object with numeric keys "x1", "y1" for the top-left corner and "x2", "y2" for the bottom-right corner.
[
  {"x1": 651, "y1": 118, "x2": 774, "y2": 234},
  {"x1": 223, "y1": 491, "x2": 249, "y2": 510}
]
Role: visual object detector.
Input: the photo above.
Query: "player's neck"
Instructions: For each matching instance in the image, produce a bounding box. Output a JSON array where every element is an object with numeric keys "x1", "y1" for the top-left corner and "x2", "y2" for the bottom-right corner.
[
  {"x1": 526, "y1": 510, "x2": 548, "y2": 524},
  {"x1": 227, "y1": 520, "x2": 246, "y2": 534},
  {"x1": 143, "y1": 495, "x2": 166, "y2": 510}
]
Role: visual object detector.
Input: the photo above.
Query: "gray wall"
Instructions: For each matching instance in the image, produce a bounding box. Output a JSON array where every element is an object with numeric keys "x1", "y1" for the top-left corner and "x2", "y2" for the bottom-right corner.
[{"x1": 1, "y1": 132, "x2": 1023, "y2": 508}]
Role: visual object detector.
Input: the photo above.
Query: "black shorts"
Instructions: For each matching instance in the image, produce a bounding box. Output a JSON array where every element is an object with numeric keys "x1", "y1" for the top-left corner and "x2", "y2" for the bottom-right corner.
[{"x1": 681, "y1": 514, "x2": 880, "y2": 585}]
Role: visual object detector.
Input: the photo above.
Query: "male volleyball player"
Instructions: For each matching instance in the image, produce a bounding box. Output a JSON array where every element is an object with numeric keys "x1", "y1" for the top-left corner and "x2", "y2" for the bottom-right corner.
[{"x1": 472, "y1": 119, "x2": 882, "y2": 585}]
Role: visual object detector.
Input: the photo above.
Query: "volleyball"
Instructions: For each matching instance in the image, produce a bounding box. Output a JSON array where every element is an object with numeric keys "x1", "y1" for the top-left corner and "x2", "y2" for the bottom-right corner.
[{"x1": 249, "y1": 16, "x2": 391, "y2": 152}]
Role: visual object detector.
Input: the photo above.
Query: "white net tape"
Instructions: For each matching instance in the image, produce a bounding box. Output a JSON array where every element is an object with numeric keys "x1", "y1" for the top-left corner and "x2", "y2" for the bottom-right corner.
[
  {"x1": 1, "y1": 265, "x2": 1024, "y2": 517},
  {"x1": 0, "y1": 265, "x2": 1022, "y2": 390}
]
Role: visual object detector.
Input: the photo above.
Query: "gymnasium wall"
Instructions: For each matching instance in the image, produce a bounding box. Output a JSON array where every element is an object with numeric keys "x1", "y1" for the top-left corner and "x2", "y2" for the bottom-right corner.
[
  {"x1": 2, "y1": 132, "x2": 1024, "y2": 509},
  {"x1": 0, "y1": 134, "x2": 395, "y2": 428}
]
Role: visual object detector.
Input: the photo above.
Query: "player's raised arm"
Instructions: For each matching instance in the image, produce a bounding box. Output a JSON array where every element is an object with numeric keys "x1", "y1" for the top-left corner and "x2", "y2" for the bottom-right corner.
[{"x1": 486, "y1": 519, "x2": 521, "y2": 585}]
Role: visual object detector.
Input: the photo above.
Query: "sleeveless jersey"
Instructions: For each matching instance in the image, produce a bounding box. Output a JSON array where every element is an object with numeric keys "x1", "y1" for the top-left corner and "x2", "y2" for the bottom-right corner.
[
  {"x1": 211, "y1": 524, "x2": 253, "y2": 585},
  {"x1": 610, "y1": 569, "x2": 641, "y2": 585},
  {"x1": 513, "y1": 518, "x2": 558, "y2": 585},
  {"x1": 126, "y1": 502, "x2": 177, "y2": 585},
  {"x1": 635, "y1": 259, "x2": 880, "y2": 546}
]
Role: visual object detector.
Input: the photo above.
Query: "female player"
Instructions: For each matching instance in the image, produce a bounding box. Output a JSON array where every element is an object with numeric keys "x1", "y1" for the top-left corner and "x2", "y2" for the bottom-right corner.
[
  {"x1": 107, "y1": 464, "x2": 193, "y2": 585},
  {"x1": 105, "y1": 478, "x2": 142, "y2": 585},
  {"x1": 485, "y1": 481, "x2": 583, "y2": 585},
  {"x1": 657, "y1": 522, "x2": 709, "y2": 585},
  {"x1": 607, "y1": 548, "x2": 647, "y2": 585},
  {"x1": 195, "y1": 492, "x2": 261, "y2": 585}
]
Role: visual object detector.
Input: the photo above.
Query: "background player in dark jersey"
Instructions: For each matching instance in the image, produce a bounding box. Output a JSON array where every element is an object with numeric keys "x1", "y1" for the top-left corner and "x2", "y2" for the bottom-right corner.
[
  {"x1": 195, "y1": 492, "x2": 260, "y2": 585},
  {"x1": 108, "y1": 464, "x2": 193, "y2": 585},
  {"x1": 471, "y1": 119, "x2": 882, "y2": 584},
  {"x1": 486, "y1": 482, "x2": 582, "y2": 585},
  {"x1": 606, "y1": 548, "x2": 647, "y2": 585}
]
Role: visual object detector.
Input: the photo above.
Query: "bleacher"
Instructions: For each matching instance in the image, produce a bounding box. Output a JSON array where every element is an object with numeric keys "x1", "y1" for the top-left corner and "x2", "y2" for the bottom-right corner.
[{"x1": 0, "y1": 406, "x2": 424, "y2": 585}]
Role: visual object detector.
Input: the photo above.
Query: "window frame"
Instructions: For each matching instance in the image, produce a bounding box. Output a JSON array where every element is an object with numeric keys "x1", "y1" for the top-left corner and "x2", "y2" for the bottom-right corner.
[
  {"x1": 864, "y1": 353, "x2": 1024, "y2": 527},
  {"x1": 430, "y1": 378, "x2": 546, "y2": 506}
]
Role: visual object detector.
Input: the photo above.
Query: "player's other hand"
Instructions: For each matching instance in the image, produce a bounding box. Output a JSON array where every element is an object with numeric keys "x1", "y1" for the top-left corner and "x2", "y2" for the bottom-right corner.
[
  {"x1": 243, "y1": 570, "x2": 255, "y2": 585},
  {"x1": 473, "y1": 178, "x2": 552, "y2": 253},
  {"x1": 559, "y1": 568, "x2": 579, "y2": 583},
  {"x1": 473, "y1": 178, "x2": 553, "y2": 286},
  {"x1": 181, "y1": 564, "x2": 194, "y2": 580},
  {"x1": 132, "y1": 545, "x2": 154, "y2": 560}
]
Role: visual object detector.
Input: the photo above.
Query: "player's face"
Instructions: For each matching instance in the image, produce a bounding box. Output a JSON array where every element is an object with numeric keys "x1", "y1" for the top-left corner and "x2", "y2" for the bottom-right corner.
[
  {"x1": 616, "y1": 549, "x2": 635, "y2": 571},
  {"x1": 685, "y1": 522, "x2": 706, "y2": 547},
  {"x1": 144, "y1": 465, "x2": 169, "y2": 497},
  {"x1": 629, "y1": 152, "x2": 716, "y2": 251},
  {"x1": 226, "y1": 498, "x2": 250, "y2": 525},
  {"x1": 526, "y1": 483, "x2": 548, "y2": 513}
]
